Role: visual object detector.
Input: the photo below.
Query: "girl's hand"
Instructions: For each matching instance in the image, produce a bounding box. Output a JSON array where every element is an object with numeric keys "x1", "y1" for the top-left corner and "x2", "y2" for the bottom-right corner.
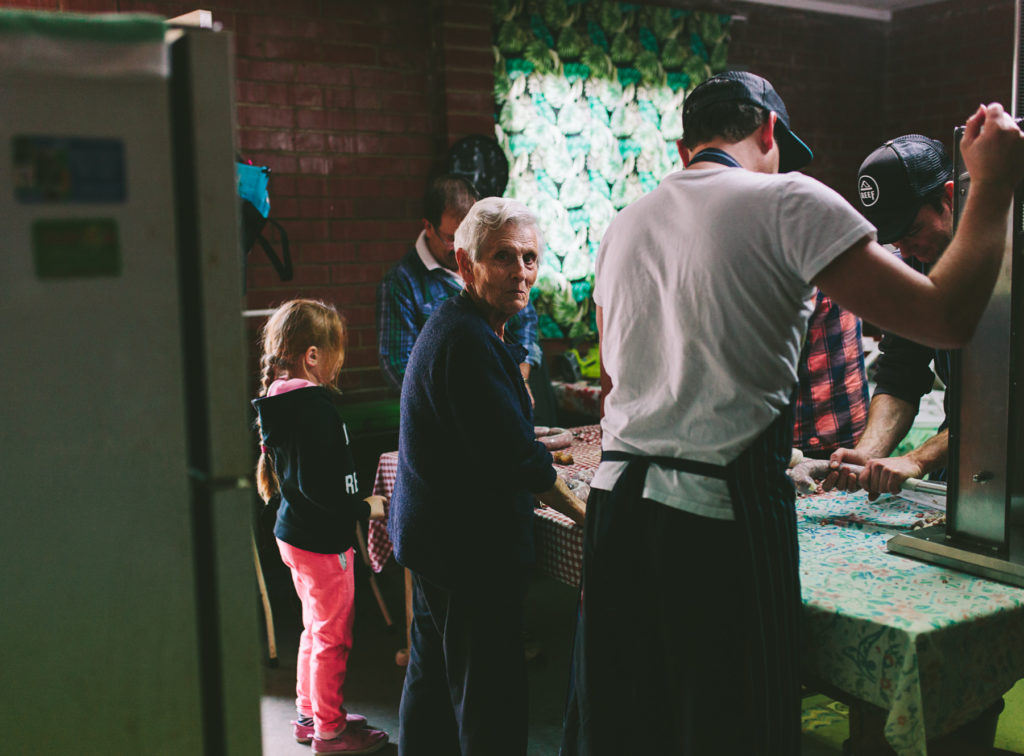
[{"x1": 364, "y1": 495, "x2": 387, "y2": 521}]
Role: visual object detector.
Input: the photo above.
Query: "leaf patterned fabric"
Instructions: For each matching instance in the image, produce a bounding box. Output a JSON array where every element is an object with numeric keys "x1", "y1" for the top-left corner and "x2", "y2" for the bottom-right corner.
[{"x1": 494, "y1": 0, "x2": 731, "y2": 338}]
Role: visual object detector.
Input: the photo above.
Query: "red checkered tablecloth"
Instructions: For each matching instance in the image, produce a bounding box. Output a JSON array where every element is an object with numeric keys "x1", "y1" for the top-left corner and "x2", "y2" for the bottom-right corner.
[
  {"x1": 367, "y1": 455, "x2": 399, "y2": 573},
  {"x1": 550, "y1": 380, "x2": 602, "y2": 419},
  {"x1": 367, "y1": 424, "x2": 601, "y2": 587}
]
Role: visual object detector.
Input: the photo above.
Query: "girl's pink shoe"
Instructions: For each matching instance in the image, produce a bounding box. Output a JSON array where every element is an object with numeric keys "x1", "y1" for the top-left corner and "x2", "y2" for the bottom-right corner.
[
  {"x1": 311, "y1": 726, "x2": 387, "y2": 754},
  {"x1": 292, "y1": 714, "x2": 368, "y2": 744}
]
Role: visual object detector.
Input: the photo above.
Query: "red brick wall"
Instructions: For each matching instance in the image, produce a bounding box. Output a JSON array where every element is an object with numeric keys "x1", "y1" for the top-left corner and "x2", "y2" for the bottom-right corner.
[
  {"x1": 0, "y1": 0, "x2": 493, "y2": 402},
  {"x1": 728, "y1": 2, "x2": 889, "y2": 202},
  {"x1": 233, "y1": 1, "x2": 438, "y2": 401},
  {"x1": 887, "y1": 0, "x2": 1014, "y2": 157},
  {"x1": 727, "y1": 0, "x2": 1017, "y2": 198},
  {"x1": 228, "y1": 0, "x2": 494, "y2": 401},
  {"x1": 233, "y1": 0, "x2": 494, "y2": 402},
  {"x1": 3, "y1": 0, "x2": 1016, "y2": 406}
]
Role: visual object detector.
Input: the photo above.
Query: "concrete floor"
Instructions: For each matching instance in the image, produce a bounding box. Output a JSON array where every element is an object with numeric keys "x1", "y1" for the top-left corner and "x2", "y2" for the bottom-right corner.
[
  {"x1": 257, "y1": 548, "x2": 585, "y2": 756},
  {"x1": 256, "y1": 542, "x2": 847, "y2": 756}
]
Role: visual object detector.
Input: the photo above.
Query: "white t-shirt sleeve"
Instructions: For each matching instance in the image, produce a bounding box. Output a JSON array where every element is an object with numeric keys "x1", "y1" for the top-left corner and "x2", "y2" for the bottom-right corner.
[
  {"x1": 593, "y1": 230, "x2": 614, "y2": 308},
  {"x1": 776, "y1": 173, "x2": 877, "y2": 283}
]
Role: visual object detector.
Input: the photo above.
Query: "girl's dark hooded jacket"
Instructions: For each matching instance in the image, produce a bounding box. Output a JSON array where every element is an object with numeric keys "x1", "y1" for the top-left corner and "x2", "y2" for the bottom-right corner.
[{"x1": 253, "y1": 386, "x2": 370, "y2": 554}]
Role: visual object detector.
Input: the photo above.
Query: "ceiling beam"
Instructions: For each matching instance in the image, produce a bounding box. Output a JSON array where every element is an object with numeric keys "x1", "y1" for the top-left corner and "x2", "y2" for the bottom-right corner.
[{"x1": 737, "y1": 0, "x2": 894, "y2": 21}]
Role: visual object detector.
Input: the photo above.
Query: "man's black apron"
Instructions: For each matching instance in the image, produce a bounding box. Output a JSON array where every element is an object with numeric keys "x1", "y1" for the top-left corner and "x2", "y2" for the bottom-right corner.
[
  {"x1": 562, "y1": 403, "x2": 801, "y2": 755},
  {"x1": 563, "y1": 147, "x2": 800, "y2": 754}
]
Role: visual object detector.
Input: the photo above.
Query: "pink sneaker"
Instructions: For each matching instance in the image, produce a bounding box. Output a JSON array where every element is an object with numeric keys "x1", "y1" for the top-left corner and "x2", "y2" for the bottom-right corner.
[
  {"x1": 292, "y1": 714, "x2": 368, "y2": 744},
  {"x1": 311, "y1": 726, "x2": 388, "y2": 754}
]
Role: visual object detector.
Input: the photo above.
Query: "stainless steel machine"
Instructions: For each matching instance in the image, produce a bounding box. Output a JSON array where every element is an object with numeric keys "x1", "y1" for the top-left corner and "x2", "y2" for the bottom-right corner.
[{"x1": 887, "y1": 0, "x2": 1024, "y2": 587}]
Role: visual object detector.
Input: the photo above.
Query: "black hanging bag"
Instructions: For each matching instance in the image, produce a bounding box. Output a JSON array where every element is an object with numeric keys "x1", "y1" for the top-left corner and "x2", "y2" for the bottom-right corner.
[{"x1": 238, "y1": 161, "x2": 292, "y2": 291}]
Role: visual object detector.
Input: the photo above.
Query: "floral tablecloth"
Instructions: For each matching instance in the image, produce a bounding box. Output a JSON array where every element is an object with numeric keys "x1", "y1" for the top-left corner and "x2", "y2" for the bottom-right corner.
[
  {"x1": 367, "y1": 428, "x2": 1024, "y2": 755},
  {"x1": 797, "y1": 490, "x2": 1024, "y2": 754}
]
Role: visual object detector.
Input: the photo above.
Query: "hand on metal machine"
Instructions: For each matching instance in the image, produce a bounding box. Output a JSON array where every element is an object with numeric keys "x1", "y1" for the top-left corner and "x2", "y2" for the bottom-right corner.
[{"x1": 960, "y1": 102, "x2": 1024, "y2": 191}]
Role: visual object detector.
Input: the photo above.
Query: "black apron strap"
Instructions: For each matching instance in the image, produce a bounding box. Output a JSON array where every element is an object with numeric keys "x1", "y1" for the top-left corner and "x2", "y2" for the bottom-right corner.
[{"x1": 600, "y1": 449, "x2": 728, "y2": 480}]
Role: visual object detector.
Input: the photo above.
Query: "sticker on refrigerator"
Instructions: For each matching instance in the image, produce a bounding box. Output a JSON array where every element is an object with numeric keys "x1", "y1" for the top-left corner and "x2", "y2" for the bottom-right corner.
[
  {"x1": 13, "y1": 136, "x2": 126, "y2": 203},
  {"x1": 32, "y1": 219, "x2": 121, "y2": 279}
]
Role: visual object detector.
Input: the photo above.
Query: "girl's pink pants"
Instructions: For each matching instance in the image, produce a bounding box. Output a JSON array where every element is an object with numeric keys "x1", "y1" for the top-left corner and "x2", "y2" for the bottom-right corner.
[{"x1": 276, "y1": 540, "x2": 356, "y2": 738}]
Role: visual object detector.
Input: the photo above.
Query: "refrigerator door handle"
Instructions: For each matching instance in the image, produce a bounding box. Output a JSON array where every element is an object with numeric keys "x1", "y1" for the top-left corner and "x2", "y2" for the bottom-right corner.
[{"x1": 187, "y1": 468, "x2": 253, "y2": 491}]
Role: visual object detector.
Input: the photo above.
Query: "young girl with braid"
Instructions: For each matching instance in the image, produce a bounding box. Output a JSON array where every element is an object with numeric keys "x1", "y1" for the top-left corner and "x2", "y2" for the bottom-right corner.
[{"x1": 253, "y1": 299, "x2": 388, "y2": 755}]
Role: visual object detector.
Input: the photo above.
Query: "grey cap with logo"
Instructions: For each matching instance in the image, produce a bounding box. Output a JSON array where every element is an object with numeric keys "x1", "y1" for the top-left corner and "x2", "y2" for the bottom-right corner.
[{"x1": 856, "y1": 135, "x2": 953, "y2": 244}]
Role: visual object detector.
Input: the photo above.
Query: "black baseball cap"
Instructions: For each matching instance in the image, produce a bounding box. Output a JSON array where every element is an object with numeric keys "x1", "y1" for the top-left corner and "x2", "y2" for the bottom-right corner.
[
  {"x1": 682, "y1": 71, "x2": 813, "y2": 172},
  {"x1": 856, "y1": 135, "x2": 953, "y2": 244}
]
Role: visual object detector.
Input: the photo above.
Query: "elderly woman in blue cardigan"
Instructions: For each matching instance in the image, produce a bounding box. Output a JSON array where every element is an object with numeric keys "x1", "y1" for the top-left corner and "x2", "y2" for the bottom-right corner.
[{"x1": 388, "y1": 196, "x2": 585, "y2": 756}]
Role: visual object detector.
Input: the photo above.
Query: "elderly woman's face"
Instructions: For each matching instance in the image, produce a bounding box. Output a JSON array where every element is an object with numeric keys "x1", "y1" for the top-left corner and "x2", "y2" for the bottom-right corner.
[{"x1": 461, "y1": 223, "x2": 539, "y2": 322}]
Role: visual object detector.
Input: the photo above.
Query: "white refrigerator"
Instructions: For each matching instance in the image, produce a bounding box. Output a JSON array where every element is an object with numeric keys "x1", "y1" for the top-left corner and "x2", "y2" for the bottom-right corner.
[{"x1": 0, "y1": 13, "x2": 262, "y2": 754}]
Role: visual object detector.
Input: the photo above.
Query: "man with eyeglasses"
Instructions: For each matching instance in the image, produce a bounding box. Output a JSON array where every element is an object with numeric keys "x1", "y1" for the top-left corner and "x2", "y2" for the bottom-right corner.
[{"x1": 377, "y1": 173, "x2": 541, "y2": 393}]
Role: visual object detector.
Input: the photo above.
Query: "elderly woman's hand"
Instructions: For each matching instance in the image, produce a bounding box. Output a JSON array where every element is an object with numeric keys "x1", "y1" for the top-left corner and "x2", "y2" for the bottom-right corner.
[
  {"x1": 537, "y1": 477, "x2": 586, "y2": 525},
  {"x1": 364, "y1": 495, "x2": 387, "y2": 521}
]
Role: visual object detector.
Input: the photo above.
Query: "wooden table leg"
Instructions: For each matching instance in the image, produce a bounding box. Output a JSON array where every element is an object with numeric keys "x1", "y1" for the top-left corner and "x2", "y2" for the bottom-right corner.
[
  {"x1": 251, "y1": 532, "x2": 277, "y2": 667},
  {"x1": 354, "y1": 522, "x2": 393, "y2": 627},
  {"x1": 846, "y1": 700, "x2": 896, "y2": 755},
  {"x1": 395, "y1": 567, "x2": 413, "y2": 667}
]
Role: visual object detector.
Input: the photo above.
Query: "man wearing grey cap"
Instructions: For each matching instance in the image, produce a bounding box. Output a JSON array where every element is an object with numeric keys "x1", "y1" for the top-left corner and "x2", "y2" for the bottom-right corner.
[
  {"x1": 826, "y1": 136, "x2": 955, "y2": 497},
  {"x1": 562, "y1": 68, "x2": 1024, "y2": 756}
]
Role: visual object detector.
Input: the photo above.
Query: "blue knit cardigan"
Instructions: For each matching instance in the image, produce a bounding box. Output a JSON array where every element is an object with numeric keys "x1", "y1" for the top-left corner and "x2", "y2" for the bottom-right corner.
[{"x1": 389, "y1": 292, "x2": 556, "y2": 589}]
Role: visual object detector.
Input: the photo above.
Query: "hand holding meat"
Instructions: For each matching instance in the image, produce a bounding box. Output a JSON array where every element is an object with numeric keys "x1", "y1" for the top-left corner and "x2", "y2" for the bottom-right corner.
[
  {"x1": 855, "y1": 455, "x2": 924, "y2": 500},
  {"x1": 820, "y1": 448, "x2": 872, "y2": 493}
]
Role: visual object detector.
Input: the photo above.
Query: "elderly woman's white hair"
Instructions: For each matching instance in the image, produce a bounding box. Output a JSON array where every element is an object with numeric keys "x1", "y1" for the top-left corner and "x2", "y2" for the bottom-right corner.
[{"x1": 453, "y1": 197, "x2": 545, "y2": 262}]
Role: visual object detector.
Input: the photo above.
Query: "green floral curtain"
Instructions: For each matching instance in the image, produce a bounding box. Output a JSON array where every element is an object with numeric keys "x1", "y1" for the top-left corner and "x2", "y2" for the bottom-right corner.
[{"x1": 494, "y1": 0, "x2": 730, "y2": 340}]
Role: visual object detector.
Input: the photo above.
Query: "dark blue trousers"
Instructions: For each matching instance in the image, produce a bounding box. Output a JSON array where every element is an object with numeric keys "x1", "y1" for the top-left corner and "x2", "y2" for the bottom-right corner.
[{"x1": 398, "y1": 570, "x2": 529, "y2": 756}]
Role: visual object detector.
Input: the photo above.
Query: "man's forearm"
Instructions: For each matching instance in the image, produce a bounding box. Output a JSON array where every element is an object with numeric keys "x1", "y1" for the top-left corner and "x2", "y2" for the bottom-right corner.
[
  {"x1": 904, "y1": 428, "x2": 949, "y2": 477},
  {"x1": 814, "y1": 106, "x2": 1024, "y2": 351},
  {"x1": 926, "y1": 179, "x2": 1013, "y2": 343},
  {"x1": 855, "y1": 394, "x2": 918, "y2": 458}
]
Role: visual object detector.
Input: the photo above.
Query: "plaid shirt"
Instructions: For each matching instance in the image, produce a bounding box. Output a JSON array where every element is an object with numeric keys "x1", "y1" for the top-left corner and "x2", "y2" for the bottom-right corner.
[
  {"x1": 376, "y1": 236, "x2": 540, "y2": 392},
  {"x1": 793, "y1": 291, "x2": 869, "y2": 457}
]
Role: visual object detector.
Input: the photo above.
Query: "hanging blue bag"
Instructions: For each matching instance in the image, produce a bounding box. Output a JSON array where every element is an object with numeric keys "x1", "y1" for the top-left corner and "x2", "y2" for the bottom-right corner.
[{"x1": 238, "y1": 161, "x2": 291, "y2": 291}]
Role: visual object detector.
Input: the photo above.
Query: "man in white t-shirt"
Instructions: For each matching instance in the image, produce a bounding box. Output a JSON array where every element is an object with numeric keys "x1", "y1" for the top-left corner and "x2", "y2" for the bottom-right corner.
[{"x1": 561, "y1": 71, "x2": 1024, "y2": 755}]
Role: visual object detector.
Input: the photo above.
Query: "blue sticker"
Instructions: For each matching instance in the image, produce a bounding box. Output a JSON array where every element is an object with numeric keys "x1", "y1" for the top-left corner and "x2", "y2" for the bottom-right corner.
[{"x1": 13, "y1": 136, "x2": 126, "y2": 203}]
